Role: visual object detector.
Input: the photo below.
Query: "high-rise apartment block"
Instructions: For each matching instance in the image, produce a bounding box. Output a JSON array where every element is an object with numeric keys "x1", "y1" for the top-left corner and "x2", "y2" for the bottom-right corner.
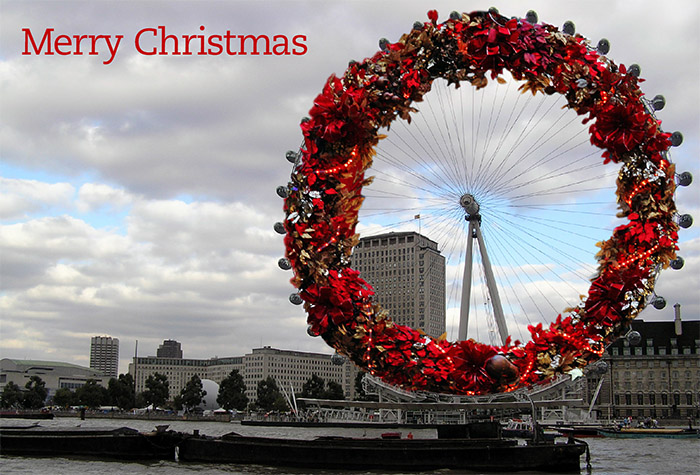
[
  {"x1": 157, "y1": 339, "x2": 183, "y2": 358},
  {"x1": 352, "y1": 231, "x2": 446, "y2": 338},
  {"x1": 89, "y1": 336, "x2": 119, "y2": 378}
]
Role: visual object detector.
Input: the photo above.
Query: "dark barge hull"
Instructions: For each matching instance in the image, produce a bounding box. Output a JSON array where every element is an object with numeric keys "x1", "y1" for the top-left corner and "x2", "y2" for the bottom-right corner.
[
  {"x1": 241, "y1": 419, "x2": 440, "y2": 429},
  {"x1": 0, "y1": 411, "x2": 54, "y2": 420},
  {"x1": 178, "y1": 434, "x2": 587, "y2": 472},
  {"x1": 0, "y1": 426, "x2": 179, "y2": 460}
]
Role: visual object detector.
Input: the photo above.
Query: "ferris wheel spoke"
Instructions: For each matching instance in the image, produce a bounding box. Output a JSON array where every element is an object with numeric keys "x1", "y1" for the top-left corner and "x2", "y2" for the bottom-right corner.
[
  {"x1": 482, "y1": 213, "x2": 597, "y2": 286},
  {"x1": 499, "y1": 152, "x2": 604, "y2": 196},
  {"x1": 478, "y1": 101, "x2": 568, "y2": 193},
  {"x1": 484, "y1": 223, "x2": 578, "y2": 314},
  {"x1": 375, "y1": 145, "x2": 462, "y2": 197}
]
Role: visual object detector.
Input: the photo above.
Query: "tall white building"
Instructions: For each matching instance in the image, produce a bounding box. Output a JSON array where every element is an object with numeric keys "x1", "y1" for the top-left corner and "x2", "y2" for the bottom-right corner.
[
  {"x1": 89, "y1": 336, "x2": 119, "y2": 378},
  {"x1": 352, "y1": 231, "x2": 446, "y2": 338}
]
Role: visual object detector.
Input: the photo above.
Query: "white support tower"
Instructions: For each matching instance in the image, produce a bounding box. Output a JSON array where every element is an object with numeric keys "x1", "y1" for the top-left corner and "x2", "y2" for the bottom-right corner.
[{"x1": 457, "y1": 194, "x2": 509, "y2": 344}]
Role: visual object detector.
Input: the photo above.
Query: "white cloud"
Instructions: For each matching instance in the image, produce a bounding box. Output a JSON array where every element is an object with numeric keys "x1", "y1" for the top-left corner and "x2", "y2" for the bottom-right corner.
[{"x1": 0, "y1": 178, "x2": 74, "y2": 219}]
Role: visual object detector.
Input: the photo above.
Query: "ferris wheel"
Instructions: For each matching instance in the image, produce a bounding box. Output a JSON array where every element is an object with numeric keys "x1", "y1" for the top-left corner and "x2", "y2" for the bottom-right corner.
[{"x1": 277, "y1": 8, "x2": 694, "y2": 396}]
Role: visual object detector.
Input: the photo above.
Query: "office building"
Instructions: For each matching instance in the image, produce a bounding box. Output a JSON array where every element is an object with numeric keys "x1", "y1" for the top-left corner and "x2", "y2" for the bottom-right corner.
[
  {"x1": 242, "y1": 346, "x2": 358, "y2": 403},
  {"x1": 586, "y1": 310, "x2": 699, "y2": 420},
  {"x1": 129, "y1": 347, "x2": 358, "y2": 403},
  {"x1": 352, "y1": 231, "x2": 446, "y2": 338},
  {"x1": 157, "y1": 340, "x2": 183, "y2": 358},
  {"x1": 89, "y1": 336, "x2": 119, "y2": 378}
]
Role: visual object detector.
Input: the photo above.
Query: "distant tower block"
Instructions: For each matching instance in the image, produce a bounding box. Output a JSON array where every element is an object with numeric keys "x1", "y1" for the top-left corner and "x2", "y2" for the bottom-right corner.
[
  {"x1": 353, "y1": 231, "x2": 446, "y2": 338},
  {"x1": 90, "y1": 336, "x2": 119, "y2": 378},
  {"x1": 157, "y1": 339, "x2": 183, "y2": 358}
]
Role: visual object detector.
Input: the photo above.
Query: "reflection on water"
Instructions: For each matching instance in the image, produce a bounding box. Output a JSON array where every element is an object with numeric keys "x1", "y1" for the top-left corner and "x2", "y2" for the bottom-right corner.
[{"x1": 1, "y1": 418, "x2": 697, "y2": 474}]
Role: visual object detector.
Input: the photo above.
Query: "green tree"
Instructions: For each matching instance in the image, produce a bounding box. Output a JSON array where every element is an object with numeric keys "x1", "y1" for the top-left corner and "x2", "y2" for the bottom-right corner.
[
  {"x1": 22, "y1": 375, "x2": 48, "y2": 409},
  {"x1": 52, "y1": 387, "x2": 75, "y2": 408},
  {"x1": 324, "y1": 381, "x2": 345, "y2": 400},
  {"x1": 217, "y1": 369, "x2": 248, "y2": 411},
  {"x1": 142, "y1": 373, "x2": 169, "y2": 408},
  {"x1": 1, "y1": 381, "x2": 24, "y2": 408},
  {"x1": 176, "y1": 375, "x2": 206, "y2": 413},
  {"x1": 256, "y1": 377, "x2": 287, "y2": 411},
  {"x1": 75, "y1": 379, "x2": 108, "y2": 408},
  {"x1": 107, "y1": 374, "x2": 135, "y2": 410},
  {"x1": 300, "y1": 374, "x2": 326, "y2": 399}
]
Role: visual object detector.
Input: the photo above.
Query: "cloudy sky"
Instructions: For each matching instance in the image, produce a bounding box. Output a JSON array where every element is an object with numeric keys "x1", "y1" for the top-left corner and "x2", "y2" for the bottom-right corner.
[{"x1": 1, "y1": 0, "x2": 698, "y2": 375}]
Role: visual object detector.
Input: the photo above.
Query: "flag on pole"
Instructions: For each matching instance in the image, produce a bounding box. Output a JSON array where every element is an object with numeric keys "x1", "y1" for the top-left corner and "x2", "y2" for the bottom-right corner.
[{"x1": 414, "y1": 214, "x2": 420, "y2": 219}]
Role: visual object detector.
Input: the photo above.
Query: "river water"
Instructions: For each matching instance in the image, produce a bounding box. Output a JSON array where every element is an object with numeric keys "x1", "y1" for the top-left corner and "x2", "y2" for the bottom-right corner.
[{"x1": 1, "y1": 418, "x2": 697, "y2": 474}]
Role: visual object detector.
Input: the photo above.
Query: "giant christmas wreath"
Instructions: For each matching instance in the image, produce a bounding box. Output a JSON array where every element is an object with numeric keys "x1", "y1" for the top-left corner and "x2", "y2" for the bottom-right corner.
[{"x1": 281, "y1": 9, "x2": 679, "y2": 395}]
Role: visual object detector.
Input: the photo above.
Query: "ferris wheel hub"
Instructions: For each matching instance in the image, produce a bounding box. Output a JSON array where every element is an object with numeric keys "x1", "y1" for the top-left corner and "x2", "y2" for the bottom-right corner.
[{"x1": 460, "y1": 193, "x2": 480, "y2": 216}]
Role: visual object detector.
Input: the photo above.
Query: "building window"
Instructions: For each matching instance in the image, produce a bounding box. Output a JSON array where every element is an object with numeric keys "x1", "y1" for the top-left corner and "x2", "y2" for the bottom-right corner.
[
  {"x1": 649, "y1": 393, "x2": 655, "y2": 405},
  {"x1": 625, "y1": 393, "x2": 631, "y2": 405},
  {"x1": 661, "y1": 393, "x2": 668, "y2": 405},
  {"x1": 686, "y1": 393, "x2": 693, "y2": 405}
]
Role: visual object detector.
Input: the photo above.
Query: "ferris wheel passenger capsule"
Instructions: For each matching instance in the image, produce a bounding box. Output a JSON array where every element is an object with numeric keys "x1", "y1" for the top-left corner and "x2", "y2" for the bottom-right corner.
[
  {"x1": 597, "y1": 38, "x2": 610, "y2": 55},
  {"x1": 278, "y1": 258, "x2": 292, "y2": 270},
  {"x1": 379, "y1": 38, "x2": 390, "y2": 51},
  {"x1": 413, "y1": 21, "x2": 424, "y2": 30},
  {"x1": 562, "y1": 21, "x2": 576, "y2": 35},
  {"x1": 289, "y1": 293, "x2": 303, "y2": 305},
  {"x1": 670, "y1": 256, "x2": 684, "y2": 270},
  {"x1": 678, "y1": 171, "x2": 693, "y2": 187},
  {"x1": 628, "y1": 64, "x2": 641, "y2": 77},
  {"x1": 626, "y1": 330, "x2": 642, "y2": 345},
  {"x1": 285, "y1": 150, "x2": 298, "y2": 163},
  {"x1": 525, "y1": 10, "x2": 538, "y2": 24},
  {"x1": 652, "y1": 296, "x2": 666, "y2": 310},
  {"x1": 331, "y1": 352, "x2": 346, "y2": 365},
  {"x1": 276, "y1": 186, "x2": 289, "y2": 198},
  {"x1": 678, "y1": 214, "x2": 693, "y2": 229},
  {"x1": 670, "y1": 131, "x2": 683, "y2": 147},
  {"x1": 450, "y1": 11, "x2": 461, "y2": 20},
  {"x1": 651, "y1": 94, "x2": 666, "y2": 111},
  {"x1": 594, "y1": 360, "x2": 609, "y2": 375},
  {"x1": 274, "y1": 222, "x2": 286, "y2": 234}
]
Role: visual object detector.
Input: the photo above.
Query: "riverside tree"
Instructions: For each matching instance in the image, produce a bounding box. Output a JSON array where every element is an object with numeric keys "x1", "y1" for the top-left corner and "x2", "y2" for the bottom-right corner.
[
  {"x1": 256, "y1": 376, "x2": 287, "y2": 412},
  {"x1": 300, "y1": 374, "x2": 345, "y2": 400},
  {"x1": 107, "y1": 373, "x2": 136, "y2": 410},
  {"x1": 52, "y1": 387, "x2": 75, "y2": 408},
  {"x1": 22, "y1": 375, "x2": 48, "y2": 409},
  {"x1": 1, "y1": 381, "x2": 23, "y2": 408},
  {"x1": 174, "y1": 375, "x2": 207, "y2": 413},
  {"x1": 142, "y1": 373, "x2": 169, "y2": 408},
  {"x1": 75, "y1": 379, "x2": 108, "y2": 408},
  {"x1": 217, "y1": 369, "x2": 248, "y2": 411}
]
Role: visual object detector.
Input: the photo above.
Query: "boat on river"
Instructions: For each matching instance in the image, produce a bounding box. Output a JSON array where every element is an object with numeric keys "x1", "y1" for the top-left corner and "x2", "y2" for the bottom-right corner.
[
  {"x1": 597, "y1": 427, "x2": 699, "y2": 439},
  {"x1": 177, "y1": 422, "x2": 588, "y2": 472},
  {"x1": 1, "y1": 421, "x2": 589, "y2": 471},
  {"x1": 0, "y1": 425, "x2": 180, "y2": 459},
  {"x1": 501, "y1": 418, "x2": 560, "y2": 441},
  {"x1": 0, "y1": 410, "x2": 54, "y2": 420}
]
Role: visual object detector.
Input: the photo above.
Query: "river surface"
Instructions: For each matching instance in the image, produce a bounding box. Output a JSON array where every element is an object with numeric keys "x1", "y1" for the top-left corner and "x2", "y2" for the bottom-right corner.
[{"x1": 1, "y1": 418, "x2": 697, "y2": 474}]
